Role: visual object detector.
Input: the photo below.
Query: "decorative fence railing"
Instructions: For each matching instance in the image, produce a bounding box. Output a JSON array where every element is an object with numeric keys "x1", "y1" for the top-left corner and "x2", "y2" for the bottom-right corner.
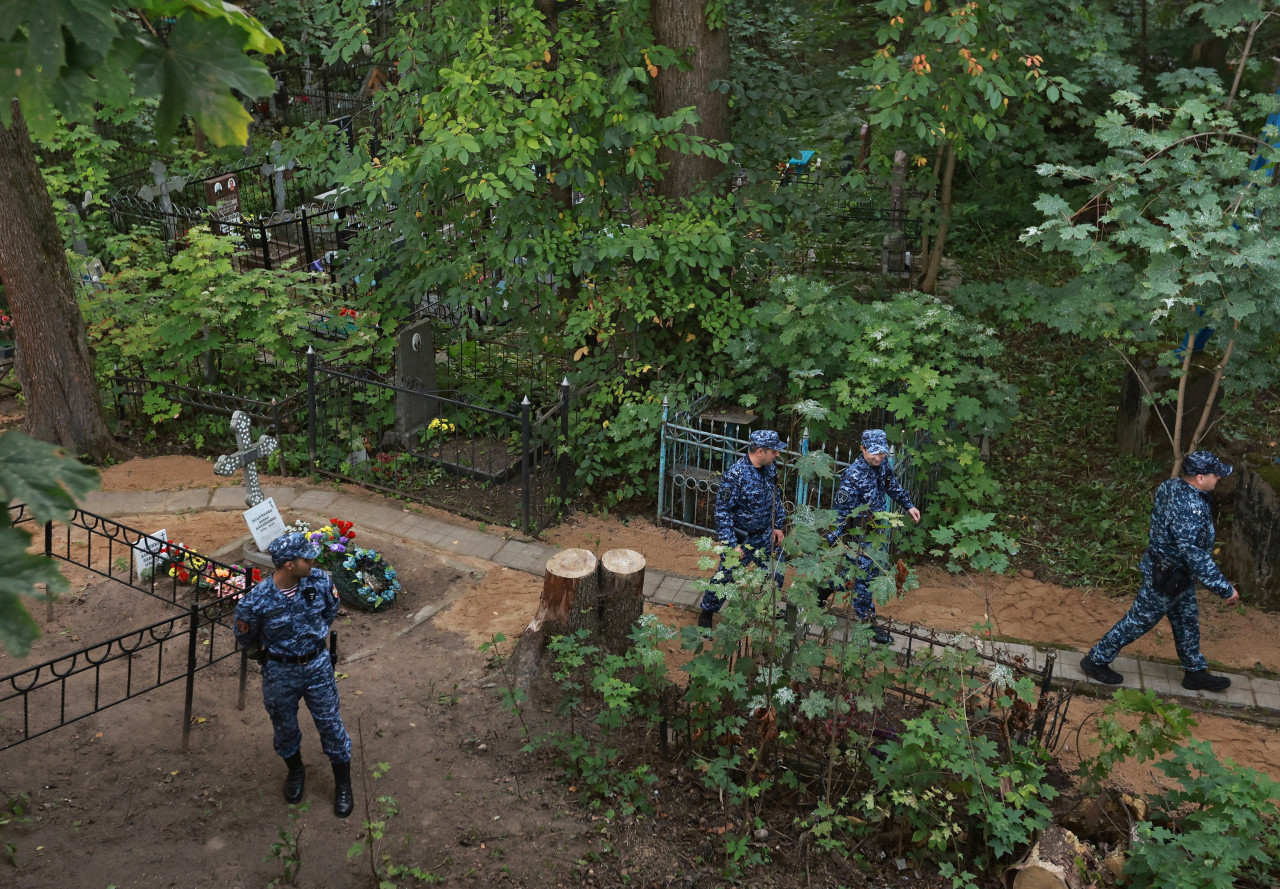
[
  {"x1": 656, "y1": 400, "x2": 929, "y2": 553},
  {"x1": 659, "y1": 619, "x2": 1070, "y2": 768},
  {"x1": 107, "y1": 198, "x2": 353, "y2": 275},
  {"x1": 307, "y1": 356, "x2": 574, "y2": 535},
  {"x1": 1, "y1": 508, "x2": 255, "y2": 753}
]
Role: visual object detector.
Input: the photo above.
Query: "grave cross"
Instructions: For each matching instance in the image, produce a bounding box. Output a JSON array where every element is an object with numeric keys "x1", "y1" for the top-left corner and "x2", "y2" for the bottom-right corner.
[
  {"x1": 260, "y1": 140, "x2": 297, "y2": 213},
  {"x1": 138, "y1": 160, "x2": 187, "y2": 241},
  {"x1": 214, "y1": 411, "x2": 279, "y2": 507}
]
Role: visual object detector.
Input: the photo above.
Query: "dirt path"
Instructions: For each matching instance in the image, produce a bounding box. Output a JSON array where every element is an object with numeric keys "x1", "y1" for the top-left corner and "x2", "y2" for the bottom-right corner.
[{"x1": 2, "y1": 456, "x2": 1277, "y2": 888}]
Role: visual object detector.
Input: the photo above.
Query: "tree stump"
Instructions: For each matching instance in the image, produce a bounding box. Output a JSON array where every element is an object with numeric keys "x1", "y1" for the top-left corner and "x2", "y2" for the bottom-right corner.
[
  {"x1": 1004, "y1": 826, "x2": 1095, "y2": 889},
  {"x1": 511, "y1": 549, "x2": 599, "y2": 693},
  {"x1": 599, "y1": 548, "x2": 646, "y2": 655}
]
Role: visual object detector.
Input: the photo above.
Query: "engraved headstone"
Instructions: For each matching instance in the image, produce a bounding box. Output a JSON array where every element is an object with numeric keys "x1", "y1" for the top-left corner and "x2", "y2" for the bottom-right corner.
[{"x1": 395, "y1": 317, "x2": 438, "y2": 440}]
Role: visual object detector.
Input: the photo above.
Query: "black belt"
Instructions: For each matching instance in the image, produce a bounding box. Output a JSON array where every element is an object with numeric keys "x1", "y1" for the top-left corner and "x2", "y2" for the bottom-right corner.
[{"x1": 266, "y1": 648, "x2": 324, "y2": 665}]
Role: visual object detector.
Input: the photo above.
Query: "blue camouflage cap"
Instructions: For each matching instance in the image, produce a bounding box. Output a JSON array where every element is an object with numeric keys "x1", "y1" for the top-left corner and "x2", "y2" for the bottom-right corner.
[
  {"x1": 1182, "y1": 450, "x2": 1232, "y2": 477},
  {"x1": 861, "y1": 429, "x2": 890, "y2": 455},
  {"x1": 267, "y1": 531, "x2": 322, "y2": 567},
  {"x1": 748, "y1": 429, "x2": 787, "y2": 451}
]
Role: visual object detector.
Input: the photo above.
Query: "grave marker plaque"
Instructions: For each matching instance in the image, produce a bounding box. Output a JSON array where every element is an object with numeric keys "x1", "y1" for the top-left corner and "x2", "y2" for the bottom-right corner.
[
  {"x1": 133, "y1": 529, "x2": 168, "y2": 578},
  {"x1": 205, "y1": 173, "x2": 242, "y2": 236},
  {"x1": 244, "y1": 498, "x2": 288, "y2": 551}
]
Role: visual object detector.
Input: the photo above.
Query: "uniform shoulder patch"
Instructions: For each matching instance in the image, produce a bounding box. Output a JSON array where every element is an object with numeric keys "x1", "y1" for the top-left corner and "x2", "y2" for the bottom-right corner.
[{"x1": 235, "y1": 618, "x2": 250, "y2": 635}]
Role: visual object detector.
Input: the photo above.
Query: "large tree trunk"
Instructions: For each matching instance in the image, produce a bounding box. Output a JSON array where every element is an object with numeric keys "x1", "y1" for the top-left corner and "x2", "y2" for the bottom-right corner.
[
  {"x1": 920, "y1": 140, "x2": 956, "y2": 294},
  {"x1": 0, "y1": 101, "x2": 122, "y2": 462},
  {"x1": 650, "y1": 0, "x2": 730, "y2": 199}
]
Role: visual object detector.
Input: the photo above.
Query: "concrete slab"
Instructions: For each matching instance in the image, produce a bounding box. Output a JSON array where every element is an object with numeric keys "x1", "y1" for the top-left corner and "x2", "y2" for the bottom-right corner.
[
  {"x1": 290, "y1": 489, "x2": 341, "y2": 512},
  {"x1": 1254, "y1": 690, "x2": 1280, "y2": 710},
  {"x1": 432, "y1": 530, "x2": 504, "y2": 561},
  {"x1": 1214, "y1": 681, "x2": 1257, "y2": 708},
  {"x1": 259, "y1": 486, "x2": 298, "y2": 508},
  {"x1": 163, "y1": 488, "x2": 212, "y2": 511},
  {"x1": 652, "y1": 578, "x2": 684, "y2": 605},
  {"x1": 672, "y1": 588, "x2": 701, "y2": 608},
  {"x1": 81, "y1": 490, "x2": 169, "y2": 515},
  {"x1": 1137, "y1": 659, "x2": 1181, "y2": 688},
  {"x1": 210, "y1": 487, "x2": 252, "y2": 510}
]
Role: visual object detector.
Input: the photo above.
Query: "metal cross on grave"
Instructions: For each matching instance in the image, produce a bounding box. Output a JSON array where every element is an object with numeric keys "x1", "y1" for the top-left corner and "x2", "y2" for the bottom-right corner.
[{"x1": 214, "y1": 411, "x2": 279, "y2": 507}]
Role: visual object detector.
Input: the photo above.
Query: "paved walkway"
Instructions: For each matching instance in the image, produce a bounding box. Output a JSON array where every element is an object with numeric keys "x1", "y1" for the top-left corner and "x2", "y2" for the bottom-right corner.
[{"x1": 79, "y1": 484, "x2": 1280, "y2": 715}]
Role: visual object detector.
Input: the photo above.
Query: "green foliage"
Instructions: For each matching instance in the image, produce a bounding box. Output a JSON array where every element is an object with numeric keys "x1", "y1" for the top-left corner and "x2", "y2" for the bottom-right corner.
[
  {"x1": 860, "y1": 0, "x2": 1078, "y2": 153},
  {"x1": 0, "y1": 791, "x2": 30, "y2": 865},
  {"x1": 265, "y1": 800, "x2": 309, "y2": 888},
  {"x1": 85, "y1": 226, "x2": 367, "y2": 429},
  {"x1": 535, "y1": 484, "x2": 1058, "y2": 879},
  {"x1": 1125, "y1": 741, "x2": 1280, "y2": 889},
  {"x1": 723, "y1": 276, "x2": 1019, "y2": 570},
  {"x1": 0, "y1": 0, "x2": 280, "y2": 146},
  {"x1": 1025, "y1": 67, "x2": 1280, "y2": 469},
  {"x1": 347, "y1": 763, "x2": 441, "y2": 886},
  {"x1": 0, "y1": 432, "x2": 100, "y2": 656},
  {"x1": 1078, "y1": 688, "x2": 1198, "y2": 798},
  {"x1": 863, "y1": 703, "x2": 1056, "y2": 867}
]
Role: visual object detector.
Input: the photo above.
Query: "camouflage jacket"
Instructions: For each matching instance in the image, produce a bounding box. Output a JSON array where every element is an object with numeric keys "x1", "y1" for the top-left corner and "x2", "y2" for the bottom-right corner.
[
  {"x1": 1147, "y1": 478, "x2": 1232, "y2": 598},
  {"x1": 714, "y1": 455, "x2": 786, "y2": 546},
  {"x1": 828, "y1": 455, "x2": 915, "y2": 542},
  {"x1": 234, "y1": 569, "x2": 339, "y2": 658}
]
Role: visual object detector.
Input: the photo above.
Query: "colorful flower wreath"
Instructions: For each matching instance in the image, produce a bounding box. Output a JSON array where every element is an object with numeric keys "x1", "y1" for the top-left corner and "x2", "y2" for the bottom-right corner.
[{"x1": 331, "y1": 546, "x2": 400, "y2": 612}]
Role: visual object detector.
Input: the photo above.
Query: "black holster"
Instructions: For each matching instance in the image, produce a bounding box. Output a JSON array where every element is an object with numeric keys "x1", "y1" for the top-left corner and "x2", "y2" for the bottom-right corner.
[{"x1": 1151, "y1": 556, "x2": 1192, "y2": 597}]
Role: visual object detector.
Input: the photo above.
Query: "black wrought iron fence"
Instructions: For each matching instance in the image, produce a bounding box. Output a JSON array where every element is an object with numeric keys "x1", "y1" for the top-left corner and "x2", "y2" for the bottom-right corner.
[
  {"x1": 1, "y1": 507, "x2": 256, "y2": 752},
  {"x1": 107, "y1": 198, "x2": 352, "y2": 274},
  {"x1": 307, "y1": 356, "x2": 574, "y2": 534}
]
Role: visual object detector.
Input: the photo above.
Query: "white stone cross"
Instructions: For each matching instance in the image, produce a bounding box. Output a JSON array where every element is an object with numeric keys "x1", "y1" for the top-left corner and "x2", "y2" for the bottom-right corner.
[{"x1": 214, "y1": 411, "x2": 279, "y2": 507}]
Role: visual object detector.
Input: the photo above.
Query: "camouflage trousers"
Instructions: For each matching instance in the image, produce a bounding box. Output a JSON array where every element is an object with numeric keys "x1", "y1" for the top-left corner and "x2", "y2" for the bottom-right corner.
[
  {"x1": 818, "y1": 550, "x2": 879, "y2": 620},
  {"x1": 701, "y1": 532, "x2": 785, "y2": 614},
  {"x1": 261, "y1": 652, "x2": 352, "y2": 764},
  {"x1": 1088, "y1": 560, "x2": 1207, "y2": 673}
]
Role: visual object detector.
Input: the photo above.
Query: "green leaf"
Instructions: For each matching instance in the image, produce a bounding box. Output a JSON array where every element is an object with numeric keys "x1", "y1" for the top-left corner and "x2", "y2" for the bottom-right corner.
[
  {"x1": 0, "y1": 525, "x2": 69, "y2": 657},
  {"x1": 132, "y1": 13, "x2": 275, "y2": 145},
  {"x1": 146, "y1": 0, "x2": 284, "y2": 54},
  {"x1": 0, "y1": 431, "x2": 99, "y2": 522}
]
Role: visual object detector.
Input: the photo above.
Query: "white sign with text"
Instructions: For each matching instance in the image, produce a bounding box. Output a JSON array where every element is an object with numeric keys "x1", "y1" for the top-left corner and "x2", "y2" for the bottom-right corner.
[
  {"x1": 133, "y1": 529, "x2": 168, "y2": 578},
  {"x1": 244, "y1": 498, "x2": 288, "y2": 552}
]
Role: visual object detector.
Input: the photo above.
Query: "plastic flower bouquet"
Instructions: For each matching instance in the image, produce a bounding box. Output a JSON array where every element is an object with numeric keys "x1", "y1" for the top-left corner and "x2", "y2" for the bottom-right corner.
[{"x1": 306, "y1": 518, "x2": 356, "y2": 568}]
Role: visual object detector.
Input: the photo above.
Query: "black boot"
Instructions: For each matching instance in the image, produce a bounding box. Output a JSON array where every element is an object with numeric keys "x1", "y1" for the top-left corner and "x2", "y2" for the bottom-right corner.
[
  {"x1": 283, "y1": 752, "x2": 306, "y2": 804},
  {"x1": 332, "y1": 760, "x2": 354, "y2": 819},
  {"x1": 1182, "y1": 669, "x2": 1231, "y2": 692},
  {"x1": 697, "y1": 610, "x2": 714, "y2": 630}
]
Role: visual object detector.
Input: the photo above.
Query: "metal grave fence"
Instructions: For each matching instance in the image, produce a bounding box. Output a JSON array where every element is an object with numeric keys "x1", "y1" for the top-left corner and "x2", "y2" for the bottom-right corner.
[
  {"x1": 307, "y1": 356, "x2": 574, "y2": 535},
  {"x1": 1, "y1": 507, "x2": 256, "y2": 753},
  {"x1": 656, "y1": 400, "x2": 928, "y2": 553}
]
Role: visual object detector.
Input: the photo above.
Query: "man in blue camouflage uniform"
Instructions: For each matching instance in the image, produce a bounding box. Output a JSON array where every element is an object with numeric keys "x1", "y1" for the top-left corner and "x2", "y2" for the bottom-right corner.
[
  {"x1": 235, "y1": 532, "x2": 355, "y2": 817},
  {"x1": 1081, "y1": 451, "x2": 1241, "y2": 693},
  {"x1": 699, "y1": 429, "x2": 789, "y2": 629},
  {"x1": 820, "y1": 429, "x2": 921, "y2": 644}
]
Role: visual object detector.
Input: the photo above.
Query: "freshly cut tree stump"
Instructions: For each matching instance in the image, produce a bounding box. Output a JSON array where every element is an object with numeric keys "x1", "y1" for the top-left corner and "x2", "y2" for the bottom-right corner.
[
  {"x1": 1004, "y1": 825, "x2": 1094, "y2": 889},
  {"x1": 511, "y1": 549, "x2": 599, "y2": 692},
  {"x1": 599, "y1": 548, "x2": 646, "y2": 655}
]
